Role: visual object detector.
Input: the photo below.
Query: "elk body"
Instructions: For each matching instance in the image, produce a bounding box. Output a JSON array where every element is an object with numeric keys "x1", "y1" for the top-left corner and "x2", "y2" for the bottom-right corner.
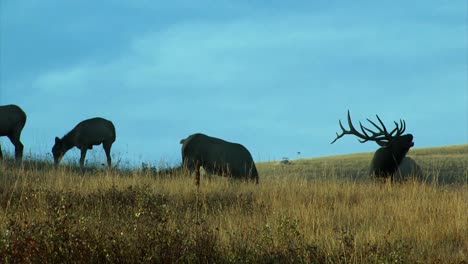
[
  {"x1": 332, "y1": 111, "x2": 420, "y2": 180},
  {"x1": 0, "y1": 104, "x2": 27, "y2": 161},
  {"x1": 180, "y1": 133, "x2": 259, "y2": 185},
  {"x1": 52, "y1": 117, "x2": 116, "y2": 168}
]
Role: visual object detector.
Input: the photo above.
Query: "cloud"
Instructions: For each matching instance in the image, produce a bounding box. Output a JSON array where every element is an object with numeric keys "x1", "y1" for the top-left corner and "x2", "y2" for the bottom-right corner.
[
  {"x1": 1, "y1": 1, "x2": 466, "y2": 164},
  {"x1": 35, "y1": 66, "x2": 92, "y2": 95},
  {"x1": 24, "y1": 10, "x2": 468, "y2": 122}
]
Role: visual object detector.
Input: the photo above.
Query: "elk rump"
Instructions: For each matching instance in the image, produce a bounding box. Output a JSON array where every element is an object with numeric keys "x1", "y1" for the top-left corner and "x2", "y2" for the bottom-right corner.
[
  {"x1": 0, "y1": 104, "x2": 27, "y2": 161},
  {"x1": 180, "y1": 133, "x2": 259, "y2": 185},
  {"x1": 394, "y1": 156, "x2": 423, "y2": 181}
]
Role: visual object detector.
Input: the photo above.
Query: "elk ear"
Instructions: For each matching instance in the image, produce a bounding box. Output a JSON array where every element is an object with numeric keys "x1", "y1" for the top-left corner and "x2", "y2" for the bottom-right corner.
[{"x1": 55, "y1": 137, "x2": 61, "y2": 144}]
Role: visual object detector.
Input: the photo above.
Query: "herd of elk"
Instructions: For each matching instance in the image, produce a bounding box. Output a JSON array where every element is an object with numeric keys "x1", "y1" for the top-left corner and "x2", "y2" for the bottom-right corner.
[{"x1": 1, "y1": 104, "x2": 421, "y2": 183}]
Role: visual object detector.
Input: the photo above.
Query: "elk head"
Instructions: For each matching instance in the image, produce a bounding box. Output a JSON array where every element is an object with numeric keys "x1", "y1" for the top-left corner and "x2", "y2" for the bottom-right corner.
[
  {"x1": 331, "y1": 110, "x2": 414, "y2": 179},
  {"x1": 52, "y1": 137, "x2": 65, "y2": 166}
]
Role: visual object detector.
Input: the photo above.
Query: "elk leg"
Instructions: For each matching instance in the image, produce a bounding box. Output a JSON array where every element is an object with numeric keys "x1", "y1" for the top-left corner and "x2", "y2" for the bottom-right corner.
[
  {"x1": 0, "y1": 144, "x2": 3, "y2": 160},
  {"x1": 79, "y1": 147, "x2": 87, "y2": 168},
  {"x1": 251, "y1": 167, "x2": 259, "y2": 184},
  {"x1": 195, "y1": 161, "x2": 201, "y2": 186},
  {"x1": 8, "y1": 135, "x2": 23, "y2": 161},
  {"x1": 252, "y1": 168, "x2": 259, "y2": 184},
  {"x1": 103, "y1": 142, "x2": 113, "y2": 167}
]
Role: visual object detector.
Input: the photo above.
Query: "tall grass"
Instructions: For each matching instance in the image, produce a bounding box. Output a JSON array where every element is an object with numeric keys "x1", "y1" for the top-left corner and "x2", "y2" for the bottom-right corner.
[{"x1": 0, "y1": 145, "x2": 467, "y2": 263}]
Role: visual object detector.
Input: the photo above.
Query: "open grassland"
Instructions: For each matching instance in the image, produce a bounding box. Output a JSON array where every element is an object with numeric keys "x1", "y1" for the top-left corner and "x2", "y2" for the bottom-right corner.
[
  {"x1": 0, "y1": 145, "x2": 466, "y2": 263},
  {"x1": 258, "y1": 144, "x2": 468, "y2": 184}
]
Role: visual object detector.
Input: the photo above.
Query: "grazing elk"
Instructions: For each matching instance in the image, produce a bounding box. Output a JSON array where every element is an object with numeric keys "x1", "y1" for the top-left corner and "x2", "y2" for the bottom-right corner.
[
  {"x1": 52, "y1": 117, "x2": 116, "y2": 168},
  {"x1": 180, "y1": 133, "x2": 259, "y2": 185},
  {"x1": 331, "y1": 110, "x2": 421, "y2": 180},
  {"x1": 0, "y1": 104, "x2": 27, "y2": 162}
]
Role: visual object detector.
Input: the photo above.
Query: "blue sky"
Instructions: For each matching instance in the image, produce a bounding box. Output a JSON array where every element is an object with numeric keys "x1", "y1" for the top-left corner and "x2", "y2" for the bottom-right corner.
[{"x1": 1, "y1": 1, "x2": 466, "y2": 167}]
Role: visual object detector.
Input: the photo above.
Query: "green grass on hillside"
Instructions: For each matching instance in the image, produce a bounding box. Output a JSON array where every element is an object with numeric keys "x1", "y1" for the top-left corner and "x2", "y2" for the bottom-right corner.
[
  {"x1": 258, "y1": 144, "x2": 468, "y2": 184},
  {"x1": 0, "y1": 144, "x2": 466, "y2": 263}
]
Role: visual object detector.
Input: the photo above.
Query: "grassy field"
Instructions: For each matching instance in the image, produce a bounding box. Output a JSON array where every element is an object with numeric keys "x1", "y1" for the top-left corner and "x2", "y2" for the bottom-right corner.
[{"x1": 0, "y1": 144, "x2": 466, "y2": 263}]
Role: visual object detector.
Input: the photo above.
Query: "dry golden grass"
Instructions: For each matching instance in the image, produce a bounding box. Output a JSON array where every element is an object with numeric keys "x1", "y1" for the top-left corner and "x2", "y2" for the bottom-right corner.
[{"x1": 0, "y1": 144, "x2": 466, "y2": 263}]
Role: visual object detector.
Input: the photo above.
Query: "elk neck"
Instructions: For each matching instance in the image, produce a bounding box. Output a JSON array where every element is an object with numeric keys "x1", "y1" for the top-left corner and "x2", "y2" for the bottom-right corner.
[{"x1": 60, "y1": 130, "x2": 78, "y2": 151}]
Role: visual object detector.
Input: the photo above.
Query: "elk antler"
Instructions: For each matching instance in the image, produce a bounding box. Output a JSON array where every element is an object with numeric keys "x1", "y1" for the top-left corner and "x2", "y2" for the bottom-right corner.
[{"x1": 331, "y1": 110, "x2": 406, "y2": 146}]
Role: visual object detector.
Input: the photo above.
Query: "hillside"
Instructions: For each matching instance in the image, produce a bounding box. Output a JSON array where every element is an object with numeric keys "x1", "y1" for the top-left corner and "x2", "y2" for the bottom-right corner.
[{"x1": 257, "y1": 144, "x2": 468, "y2": 184}]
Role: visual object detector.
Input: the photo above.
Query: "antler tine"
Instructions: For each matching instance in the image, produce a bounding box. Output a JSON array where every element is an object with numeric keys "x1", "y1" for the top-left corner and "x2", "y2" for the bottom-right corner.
[
  {"x1": 389, "y1": 119, "x2": 406, "y2": 137},
  {"x1": 375, "y1": 114, "x2": 389, "y2": 134},
  {"x1": 345, "y1": 110, "x2": 371, "y2": 143},
  {"x1": 362, "y1": 113, "x2": 403, "y2": 144},
  {"x1": 362, "y1": 116, "x2": 390, "y2": 141},
  {"x1": 331, "y1": 111, "x2": 356, "y2": 144},
  {"x1": 332, "y1": 111, "x2": 408, "y2": 145},
  {"x1": 330, "y1": 119, "x2": 346, "y2": 144},
  {"x1": 358, "y1": 122, "x2": 372, "y2": 143},
  {"x1": 331, "y1": 110, "x2": 381, "y2": 144},
  {"x1": 347, "y1": 110, "x2": 359, "y2": 131},
  {"x1": 397, "y1": 119, "x2": 406, "y2": 136},
  {"x1": 363, "y1": 119, "x2": 381, "y2": 133},
  {"x1": 389, "y1": 121, "x2": 400, "y2": 137}
]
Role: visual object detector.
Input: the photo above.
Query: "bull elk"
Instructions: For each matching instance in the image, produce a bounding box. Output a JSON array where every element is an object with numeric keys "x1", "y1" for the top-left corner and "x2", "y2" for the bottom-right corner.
[
  {"x1": 52, "y1": 117, "x2": 116, "y2": 168},
  {"x1": 0, "y1": 104, "x2": 27, "y2": 162},
  {"x1": 331, "y1": 110, "x2": 420, "y2": 180}
]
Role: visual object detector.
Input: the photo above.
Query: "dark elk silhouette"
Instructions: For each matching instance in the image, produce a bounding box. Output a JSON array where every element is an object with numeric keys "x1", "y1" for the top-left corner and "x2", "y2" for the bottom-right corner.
[
  {"x1": 0, "y1": 104, "x2": 27, "y2": 162},
  {"x1": 52, "y1": 117, "x2": 116, "y2": 168},
  {"x1": 180, "y1": 133, "x2": 259, "y2": 185},
  {"x1": 331, "y1": 111, "x2": 421, "y2": 180}
]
